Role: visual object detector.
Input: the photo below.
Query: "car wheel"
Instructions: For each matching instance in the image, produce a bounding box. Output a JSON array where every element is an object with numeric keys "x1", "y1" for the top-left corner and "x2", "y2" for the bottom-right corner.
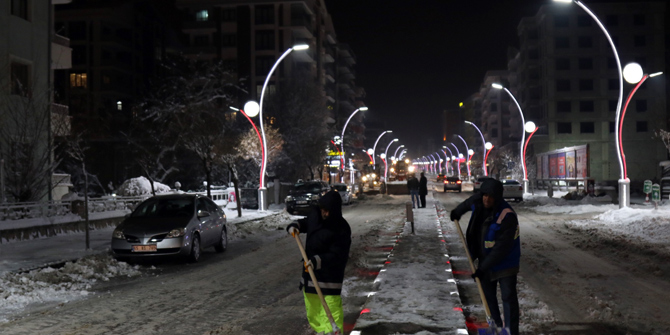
[
  {"x1": 444, "y1": 187, "x2": 447, "y2": 193},
  {"x1": 188, "y1": 234, "x2": 201, "y2": 263},
  {"x1": 458, "y1": 188, "x2": 462, "y2": 193},
  {"x1": 215, "y1": 227, "x2": 227, "y2": 253}
]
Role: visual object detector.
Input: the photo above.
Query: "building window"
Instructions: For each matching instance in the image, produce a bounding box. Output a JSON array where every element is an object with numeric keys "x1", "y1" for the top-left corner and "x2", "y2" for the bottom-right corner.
[
  {"x1": 580, "y1": 122, "x2": 595, "y2": 133},
  {"x1": 528, "y1": 49, "x2": 539, "y2": 60},
  {"x1": 578, "y1": 36, "x2": 592, "y2": 48},
  {"x1": 607, "y1": 57, "x2": 616, "y2": 69},
  {"x1": 68, "y1": 21, "x2": 86, "y2": 40},
  {"x1": 606, "y1": 15, "x2": 618, "y2": 26},
  {"x1": 222, "y1": 34, "x2": 237, "y2": 47},
  {"x1": 555, "y1": 58, "x2": 570, "y2": 70},
  {"x1": 556, "y1": 79, "x2": 570, "y2": 92},
  {"x1": 72, "y1": 46, "x2": 86, "y2": 65},
  {"x1": 579, "y1": 79, "x2": 593, "y2": 91},
  {"x1": 555, "y1": 36, "x2": 569, "y2": 49},
  {"x1": 11, "y1": 62, "x2": 30, "y2": 96},
  {"x1": 222, "y1": 8, "x2": 237, "y2": 21},
  {"x1": 255, "y1": 5, "x2": 274, "y2": 25},
  {"x1": 193, "y1": 35, "x2": 209, "y2": 47},
  {"x1": 610, "y1": 121, "x2": 615, "y2": 133},
  {"x1": 557, "y1": 122, "x2": 572, "y2": 134},
  {"x1": 636, "y1": 121, "x2": 648, "y2": 132},
  {"x1": 634, "y1": 35, "x2": 646, "y2": 47},
  {"x1": 609, "y1": 100, "x2": 617, "y2": 112},
  {"x1": 577, "y1": 15, "x2": 592, "y2": 27},
  {"x1": 636, "y1": 100, "x2": 647, "y2": 112},
  {"x1": 579, "y1": 100, "x2": 594, "y2": 112},
  {"x1": 70, "y1": 72, "x2": 87, "y2": 88},
  {"x1": 608, "y1": 79, "x2": 618, "y2": 90},
  {"x1": 195, "y1": 10, "x2": 209, "y2": 22},
  {"x1": 578, "y1": 58, "x2": 593, "y2": 70},
  {"x1": 633, "y1": 14, "x2": 645, "y2": 26},
  {"x1": 255, "y1": 56, "x2": 275, "y2": 75},
  {"x1": 491, "y1": 128, "x2": 498, "y2": 137},
  {"x1": 117, "y1": 101, "x2": 122, "y2": 111},
  {"x1": 554, "y1": 15, "x2": 569, "y2": 27},
  {"x1": 490, "y1": 103, "x2": 497, "y2": 111},
  {"x1": 255, "y1": 30, "x2": 275, "y2": 50},
  {"x1": 11, "y1": 0, "x2": 28, "y2": 20},
  {"x1": 557, "y1": 101, "x2": 571, "y2": 113}
]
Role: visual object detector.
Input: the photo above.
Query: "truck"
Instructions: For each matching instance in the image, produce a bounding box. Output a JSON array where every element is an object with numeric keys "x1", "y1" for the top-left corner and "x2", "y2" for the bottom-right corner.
[
  {"x1": 360, "y1": 163, "x2": 382, "y2": 193},
  {"x1": 393, "y1": 160, "x2": 408, "y2": 181}
]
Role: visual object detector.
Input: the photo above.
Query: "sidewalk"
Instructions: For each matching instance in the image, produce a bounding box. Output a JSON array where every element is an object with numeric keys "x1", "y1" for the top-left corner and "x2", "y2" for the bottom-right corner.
[{"x1": 352, "y1": 193, "x2": 468, "y2": 334}]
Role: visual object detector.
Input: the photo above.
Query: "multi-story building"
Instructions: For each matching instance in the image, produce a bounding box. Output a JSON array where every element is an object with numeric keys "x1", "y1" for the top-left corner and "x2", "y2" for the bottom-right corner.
[
  {"x1": 512, "y1": 2, "x2": 667, "y2": 187},
  {"x1": 175, "y1": 0, "x2": 366, "y2": 158},
  {"x1": 1, "y1": 0, "x2": 72, "y2": 202}
]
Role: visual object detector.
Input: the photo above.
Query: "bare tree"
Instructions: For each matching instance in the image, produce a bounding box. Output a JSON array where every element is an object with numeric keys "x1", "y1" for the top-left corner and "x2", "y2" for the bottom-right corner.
[{"x1": 65, "y1": 134, "x2": 91, "y2": 250}]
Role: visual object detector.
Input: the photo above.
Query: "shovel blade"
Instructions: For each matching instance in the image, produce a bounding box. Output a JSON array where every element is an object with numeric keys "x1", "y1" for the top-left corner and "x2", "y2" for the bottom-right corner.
[{"x1": 478, "y1": 328, "x2": 496, "y2": 335}]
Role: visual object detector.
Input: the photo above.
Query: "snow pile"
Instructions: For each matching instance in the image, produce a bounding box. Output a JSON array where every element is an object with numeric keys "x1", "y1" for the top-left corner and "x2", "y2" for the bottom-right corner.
[
  {"x1": 0, "y1": 253, "x2": 141, "y2": 322},
  {"x1": 227, "y1": 210, "x2": 302, "y2": 241},
  {"x1": 115, "y1": 176, "x2": 172, "y2": 196},
  {"x1": 569, "y1": 205, "x2": 670, "y2": 245}
]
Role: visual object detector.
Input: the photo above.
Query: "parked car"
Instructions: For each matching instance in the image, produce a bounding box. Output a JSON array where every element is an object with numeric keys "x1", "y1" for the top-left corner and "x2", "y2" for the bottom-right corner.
[
  {"x1": 443, "y1": 177, "x2": 462, "y2": 192},
  {"x1": 111, "y1": 194, "x2": 227, "y2": 263},
  {"x1": 473, "y1": 176, "x2": 495, "y2": 192},
  {"x1": 332, "y1": 183, "x2": 352, "y2": 205},
  {"x1": 501, "y1": 179, "x2": 524, "y2": 202},
  {"x1": 285, "y1": 180, "x2": 331, "y2": 215}
]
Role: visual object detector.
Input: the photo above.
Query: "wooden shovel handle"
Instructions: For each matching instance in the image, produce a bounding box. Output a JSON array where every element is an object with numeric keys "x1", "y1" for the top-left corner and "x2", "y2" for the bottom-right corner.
[{"x1": 453, "y1": 220, "x2": 493, "y2": 319}]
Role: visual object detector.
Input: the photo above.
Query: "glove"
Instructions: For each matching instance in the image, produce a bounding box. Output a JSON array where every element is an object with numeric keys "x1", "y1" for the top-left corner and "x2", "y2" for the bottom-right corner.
[
  {"x1": 304, "y1": 258, "x2": 314, "y2": 272},
  {"x1": 286, "y1": 222, "x2": 300, "y2": 237},
  {"x1": 450, "y1": 210, "x2": 461, "y2": 222},
  {"x1": 471, "y1": 269, "x2": 484, "y2": 281}
]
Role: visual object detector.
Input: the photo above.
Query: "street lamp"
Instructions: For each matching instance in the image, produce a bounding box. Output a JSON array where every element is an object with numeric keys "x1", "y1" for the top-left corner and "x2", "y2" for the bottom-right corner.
[
  {"x1": 341, "y1": 106, "x2": 368, "y2": 181},
  {"x1": 440, "y1": 148, "x2": 450, "y2": 175},
  {"x1": 384, "y1": 138, "x2": 399, "y2": 182},
  {"x1": 443, "y1": 146, "x2": 454, "y2": 176},
  {"x1": 456, "y1": 135, "x2": 471, "y2": 180},
  {"x1": 491, "y1": 83, "x2": 527, "y2": 192},
  {"x1": 230, "y1": 101, "x2": 262, "y2": 188},
  {"x1": 372, "y1": 130, "x2": 392, "y2": 165},
  {"x1": 467, "y1": 149, "x2": 475, "y2": 179},
  {"x1": 393, "y1": 145, "x2": 405, "y2": 161},
  {"x1": 620, "y1": 63, "x2": 663, "y2": 181},
  {"x1": 258, "y1": 44, "x2": 309, "y2": 210},
  {"x1": 523, "y1": 122, "x2": 538, "y2": 193},
  {"x1": 364, "y1": 149, "x2": 374, "y2": 164},
  {"x1": 465, "y1": 121, "x2": 487, "y2": 176},
  {"x1": 484, "y1": 142, "x2": 494, "y2": 177},
  {"x1": 430, "y1": 154, "x2": 438, "y2": 174},
  {"x1": 553, "y1": 0, "x2": 625, "y2": 206},
  {"x1": 450, "y1": 143, "x2": 461, "y2": 179}
]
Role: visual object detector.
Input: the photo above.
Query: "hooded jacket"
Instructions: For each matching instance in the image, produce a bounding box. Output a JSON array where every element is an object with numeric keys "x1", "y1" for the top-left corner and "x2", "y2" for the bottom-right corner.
[
  {"x1": 295, "y1": 190, "x2": 352, "y2": 295},
  {"x1": 451, "y1": 179, "x2": 520, "y2": 280}
]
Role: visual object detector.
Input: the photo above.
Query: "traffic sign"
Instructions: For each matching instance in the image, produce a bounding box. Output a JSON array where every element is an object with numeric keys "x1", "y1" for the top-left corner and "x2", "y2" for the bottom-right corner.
[
  {"x1": 651, "y1": 183, "x2": 661, "y2": 202},
  {"x1": 643, "y1": 180, "x2": 652, "y2": 194}
]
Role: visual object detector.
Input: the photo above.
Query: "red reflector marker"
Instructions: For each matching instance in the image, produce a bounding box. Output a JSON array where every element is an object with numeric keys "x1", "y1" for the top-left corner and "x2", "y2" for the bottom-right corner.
[{"x1": 360, "y1": 308, "x2": 371, "y2": 315}]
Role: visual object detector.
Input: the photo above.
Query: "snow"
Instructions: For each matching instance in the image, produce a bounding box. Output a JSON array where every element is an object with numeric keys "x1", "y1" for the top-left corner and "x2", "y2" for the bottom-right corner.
[{"x1": 114, "y1": 176, "x2": 172, "y2": 196}]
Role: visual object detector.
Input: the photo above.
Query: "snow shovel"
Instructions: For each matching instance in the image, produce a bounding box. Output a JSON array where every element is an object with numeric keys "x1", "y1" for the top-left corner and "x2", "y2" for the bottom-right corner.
[
  {"x1": 292, "y1": 233, "x2": 341, "y2": 335},
  {"x1": 453, "y1": 220, "x2": 508, "y2": 335}
]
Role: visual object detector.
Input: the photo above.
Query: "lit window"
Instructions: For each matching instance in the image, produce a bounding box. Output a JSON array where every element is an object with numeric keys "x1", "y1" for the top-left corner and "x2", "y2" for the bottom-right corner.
[
  {"x1": 70, "y1": 73, "x2": 87, "y2": 88},
  {"x1": 117, "y1": 101, "x2": 122, "y2": 111},
  {"x1": 196, "y1": 10, "x2": 209, "y2": 22}
]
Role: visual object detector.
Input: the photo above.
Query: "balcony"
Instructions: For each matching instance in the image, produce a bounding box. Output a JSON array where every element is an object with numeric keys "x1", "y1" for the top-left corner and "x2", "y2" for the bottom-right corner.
[
  {"x1": 51, "y1": 103, "x2": 71, "y2": 137},
  {"x1": 51, "y1": 34, "x2": 71, "y2": 70}
]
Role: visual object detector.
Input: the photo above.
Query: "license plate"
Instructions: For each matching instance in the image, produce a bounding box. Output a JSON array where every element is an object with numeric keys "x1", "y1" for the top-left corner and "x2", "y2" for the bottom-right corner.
[
  {"x1": 132, "y1": 245, "x2": 157, "y2": 252},
  {"x1": 296, "y1": 201, "x2": 308, "y2": 204}
]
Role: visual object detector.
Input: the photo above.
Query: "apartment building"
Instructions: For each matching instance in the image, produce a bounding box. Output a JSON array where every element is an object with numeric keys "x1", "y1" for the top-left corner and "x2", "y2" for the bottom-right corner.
[{"x1": 512, "y1": 2, "x2": 667, "y2": 186}]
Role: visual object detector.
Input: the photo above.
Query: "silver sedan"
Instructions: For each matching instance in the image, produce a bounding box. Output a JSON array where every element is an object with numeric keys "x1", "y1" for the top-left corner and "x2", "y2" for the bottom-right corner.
[{"x1": 111, "y1": 194, "x2": 227, "y2": 263}]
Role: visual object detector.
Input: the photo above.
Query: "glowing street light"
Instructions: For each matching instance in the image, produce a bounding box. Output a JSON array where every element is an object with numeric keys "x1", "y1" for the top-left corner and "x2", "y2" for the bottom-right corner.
[
  {"x1": 456, "y1": 135, "x2": 471, "y2": 180},
  {"x1": 258, "y1": 44, "x2": 309, "y2": 210},
  {"x1": 340, "y1": 107, "x2": 368, "y2": 180},
  {"x1": 552, "y1": 0, "x2": 625, "y2": 206},
  {"x1": 449, "y1": 143, "x2": 461, "y2": 179},
  {"x1": 491, "y1": 83, "x2": 527, "y2": 192},
  {"x1": 384, "y1": 138, "x2": 399, "y2": 182},
  {"x1": 484, "y1": 142, "x2": 494, "y2": 176},
  {"x1": 393, "y1": 145, "x2": 405, "y2": 161},
  {"x1": 230, "y1": 101, "x2": 262, "y2": 190},
  {"x1": 522, "y1": 122, "x2": 538, "y2": 192},
  {"x1": 372, "y1": 130, "x2": 392, "y2": 165},
  {"x1": 363, "y1": 149, "x2": 374, "y2": 164},
  {"x1": 465, "y1": 121, "x2": 487, "y2": 176}
]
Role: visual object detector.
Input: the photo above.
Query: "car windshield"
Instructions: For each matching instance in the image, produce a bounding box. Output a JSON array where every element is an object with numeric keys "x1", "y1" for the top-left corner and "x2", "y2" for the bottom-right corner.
[
  {"x1": 446, "y1": 177, "x2": 460, "y2": 182},
  {"x1": 293, "y1": 183, "x2": 322, "y2": 193},
  {"x1": 131, "y1": 197, "x2": 194, "y2": 218},
  {"x1": 333, "y1": 185, "x2": 347, "y2": 192},
  {"x1": 502, "y1": 180, "x2": 520, "y2": 185}
]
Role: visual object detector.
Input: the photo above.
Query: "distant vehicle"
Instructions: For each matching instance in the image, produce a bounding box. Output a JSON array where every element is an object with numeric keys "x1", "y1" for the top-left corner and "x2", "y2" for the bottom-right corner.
[
  {"x1": 332, "y1": 183, "x2": 352, "y2": 205},
  {"x1": 361, "y1": 164, "x2": 381, "y2": 192},
  {"x1": 436, "y1": 174, "x2": 445, "y2": 182},
  {"x1": 395, "y1": 161, "x2": 408, "y2": 181},
  {"x1": 473, "y1": 176, "x2": 495, "y2": 192},
  {"x1": 111, "y1": 194, "x2": 227, "y2": 263},
  {"x1": 501, "y1": 179, "x2": 524, "y2": 202},
  {"x1": 443, "y1": 177, "x2": 462, "y2": 192},
  {"x1": 285, "y1": 180, "x2": 330, "y2": 215}
]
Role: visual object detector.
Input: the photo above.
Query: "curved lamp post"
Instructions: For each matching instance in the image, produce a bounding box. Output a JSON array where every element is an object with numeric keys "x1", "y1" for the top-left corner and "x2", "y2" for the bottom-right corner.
[
  {"x1": 393, "y1": 145, "x2": 405, "y2": 161},
  {"x1": 440, "y1": 149, "x2": 450, "y2": 175},
  {"x1": 229, "y1": 101, "x2": 261, "y2": 186},
  {"x1": 450, "y1": 143, "x2": 461, "y2": 179},
  {"x1": 372, "y1": 130, "x2": 392, "y2": 165},
  {"x1": 384, "y1": 138, "x2": 399, "y2": 182},
  {"x1": 258, "y1": 44, "x2": 309, "y2": 210},
  {"x1": 341, "y1": 107, "x2": 368, "y2": 181},
  {"x1": 620, "y1": 63, "x2": 663, "y2": 180},
  {"x1": 465, "y1": 121, "x2": 487, "y2": 176},
  {"x1": 484, "y1": 142, "x2": 494, "y2": 177},
  {"x1": 399, "y1": 149, "x2": 407, "y2": 160},
  {"x1": 443, "y1": 146, "x2": 454, "y2": 176},
  {"x1": 492, "y1": 83, "x2": 527, "y2": 192},
  {"x1": 553, "y1": 0, "x2": 625, "y2": 206},
  {"x1": 456, "y1": 135, "x2": 471, "y2": 180},
  {"x1": 430, "y1": 154, "x2": 438, "y2": 174},
  {"x1": 467, "y1": 149, "x2": 475, "y2": 178},
  {"x1": 364, "y1": 149, "x2": 374, "y2": 164},
  {"x1": 523, "y1": 122, "x2": 538, "y2": 192}
]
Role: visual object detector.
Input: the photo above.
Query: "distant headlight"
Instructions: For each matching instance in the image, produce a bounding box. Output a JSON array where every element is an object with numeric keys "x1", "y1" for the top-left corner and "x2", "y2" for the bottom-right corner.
[
  {"x1": 311, "y1": 195, "x2": 319, "y2": 200},
  {"x1": 362, "y1": 176, "x2": 368, "y2": 182},
  {"x1": 371, "y1": 173, "x2": 376, "y2": 178},
  {"x1": 112, "y1": 229, "x2": 125, "y2": 239},
  {"x1": 167, "y1": 227, "x2": 187, "y2": 238},
  {"x1": 373, "y1": 181, "x2": 378, "y2": 185}
]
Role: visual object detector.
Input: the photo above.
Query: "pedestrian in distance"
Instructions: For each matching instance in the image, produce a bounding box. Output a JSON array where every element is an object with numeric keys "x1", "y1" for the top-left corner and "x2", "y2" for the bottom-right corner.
[
  {"x1": 286, "y1": 190, "x2": 352, "y2": 334},
  {"x1": 407, "y1": 173, "x2": 420, "y2": 208},
  {"x1": 450, "y1": 179, "x2": 520, "y2": 335},
  {"x1": 419, "y1": 172, "x2": 428, "y2": 208}
]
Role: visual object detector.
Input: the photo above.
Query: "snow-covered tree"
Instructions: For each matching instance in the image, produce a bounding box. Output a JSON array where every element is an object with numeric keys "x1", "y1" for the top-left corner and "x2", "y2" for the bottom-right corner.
[{"x1": 655, "y1": 129, "x2": 670, "y2": 158}]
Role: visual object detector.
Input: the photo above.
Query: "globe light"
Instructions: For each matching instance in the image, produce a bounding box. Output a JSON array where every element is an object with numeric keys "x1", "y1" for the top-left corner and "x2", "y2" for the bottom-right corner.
[
  {"x1": 525, "y1": 121, "x2": 537, "y2": 133},
  {"x1": 243, "y1": 100, "x2": 260, "y2": 117},
  {"x1": 367, "y1": 148, "x2": 374, "y2": 155},
  {"x1": 623, "y1": 63, "x2": 644, "y2": 84},
  {"x1": 468, "y1": 149, "x2": 474, "y2": 155},
  {"x1": 485, "y1": 142, "x2": 493, "y2": 150},
  {"x1": 380, "y1": 153, "x2": 386, "y2": 159}
]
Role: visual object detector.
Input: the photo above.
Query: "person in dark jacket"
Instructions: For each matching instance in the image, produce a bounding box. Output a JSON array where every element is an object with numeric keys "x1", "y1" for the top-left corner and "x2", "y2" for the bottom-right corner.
[
  {"x1": 407, "y1": 173, "x2": 420, "y2": 208},
  {"x1": 450, "y1": 179, "x2": 520, "y2": 335},
  {"x1": 419, "y1": 172, "x2": 428, "y2": 208},
  {"x1": 286, "y1": 190, "x2": 351, "y2": 334}
]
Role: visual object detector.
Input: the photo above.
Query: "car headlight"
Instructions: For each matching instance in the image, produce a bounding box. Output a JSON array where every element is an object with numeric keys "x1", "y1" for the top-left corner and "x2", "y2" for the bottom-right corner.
[
  {"x1": 362, "y1": 176, "x2": 368, "y2": 182},
  {"x1": 286, "y1": 195, "x2": 294, "y2": 202},
  {"x1": 167, "y1": 227, "x2": 187, "y2": 238},
  {"x1": 311, "y1": 195, "x2": 319, "y2": 200},
  {"x1": 112, "y1": 229, "x2": 125, "y2": 239}
]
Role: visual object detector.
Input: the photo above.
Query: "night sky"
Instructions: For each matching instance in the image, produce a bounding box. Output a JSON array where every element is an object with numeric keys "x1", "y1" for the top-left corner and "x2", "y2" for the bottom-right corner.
[{"x1": 323, "y1": 0, "x2": 624, "y2": 158}]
